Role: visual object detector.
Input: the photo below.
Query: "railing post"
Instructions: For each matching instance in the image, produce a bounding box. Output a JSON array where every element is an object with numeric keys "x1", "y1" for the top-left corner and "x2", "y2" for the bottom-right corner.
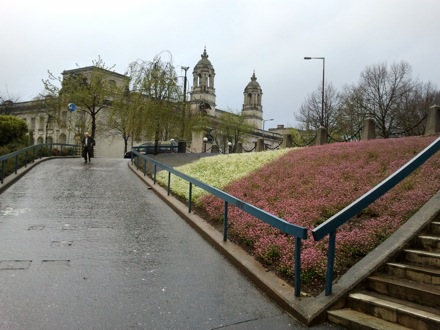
[
  {"x1": 294, "y1": 236, "x2": 301, "y2": 297},
  {"x1": 223, "y1": 201, "x2": 228, "y2": 241},
  {"x1": 188, "y1": 182, "x2": 193, "y2": 213},
  {"x1": 14, "y1": 155, "x2": 18, "y2": 174},
  {"x1": 1, "y1": 160, "x2": 5, "y2": 184},
  {"x1": 325, "y1": 231, "x2": 336, "y2": 296}
]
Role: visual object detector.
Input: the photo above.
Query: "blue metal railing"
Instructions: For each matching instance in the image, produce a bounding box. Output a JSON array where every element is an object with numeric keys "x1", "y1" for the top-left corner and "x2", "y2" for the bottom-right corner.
[
  {"x1": 131, "y1": 150, "x2": 308, "y2": 296},
  {"x1": 0, "y1": 143, "x2": 80, "y2": 184},
  {"x1": 312, "y1": 136, "x2": 440, "y2": 296}
]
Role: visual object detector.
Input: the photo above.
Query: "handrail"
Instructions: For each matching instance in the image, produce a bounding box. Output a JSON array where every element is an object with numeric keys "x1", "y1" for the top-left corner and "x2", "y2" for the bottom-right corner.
[
  {"x1": 312, "y1": 136, "x2": 440, "y2": 296},
  {"x1": 131, "y1": 150, "x2": 308, "y2": 296},
  {"x1": 1, "y1": 143, "x2": 80, "y2": 184}
]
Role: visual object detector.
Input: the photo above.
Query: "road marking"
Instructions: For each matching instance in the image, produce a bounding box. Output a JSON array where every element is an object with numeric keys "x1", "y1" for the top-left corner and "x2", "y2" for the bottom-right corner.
[{"x1": 0, "y1": 207, "x2": 31, "y2": 216}]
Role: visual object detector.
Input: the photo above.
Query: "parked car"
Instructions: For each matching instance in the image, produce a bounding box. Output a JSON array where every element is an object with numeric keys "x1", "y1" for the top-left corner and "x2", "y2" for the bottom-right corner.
[{"x1": 124, "y1": 140, "x2": 178, "y2": 158}]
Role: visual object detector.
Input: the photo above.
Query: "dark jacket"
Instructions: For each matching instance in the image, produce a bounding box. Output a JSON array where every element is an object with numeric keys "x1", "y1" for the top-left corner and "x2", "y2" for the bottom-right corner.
[{"x1": 81, "y1": 136, "x2": 95, "y2": 157}]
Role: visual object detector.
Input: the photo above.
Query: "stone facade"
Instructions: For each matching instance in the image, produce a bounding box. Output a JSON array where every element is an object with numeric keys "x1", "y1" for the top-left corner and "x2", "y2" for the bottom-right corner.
[
  {"x1": 5, "y1": 49, "x2": 282, "y2": 156},
  {"x1": 189, "y1": 48, "x2": 281, "y2": 152}
]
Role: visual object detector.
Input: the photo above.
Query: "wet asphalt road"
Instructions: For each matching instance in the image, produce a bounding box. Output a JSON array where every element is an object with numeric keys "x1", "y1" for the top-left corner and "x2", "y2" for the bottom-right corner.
[{"x1": 0, "y1": 158, "x2": 340, "y2": 330}]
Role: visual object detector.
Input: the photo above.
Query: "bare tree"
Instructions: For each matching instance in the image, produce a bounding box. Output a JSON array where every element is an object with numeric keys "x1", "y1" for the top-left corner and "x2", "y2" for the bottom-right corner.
[
  {"x1": 296, "y1": 82, "x2": 341, "y2": 137},
  {"x1": 0, "y1": 90, "x2": 21, "y2": 115},
  {"x1": 351, "y1": 61, "x2": 414, "y2": 138},
  {"x1": 396, "y1": 81, "x2": 440, "y2": 136}
]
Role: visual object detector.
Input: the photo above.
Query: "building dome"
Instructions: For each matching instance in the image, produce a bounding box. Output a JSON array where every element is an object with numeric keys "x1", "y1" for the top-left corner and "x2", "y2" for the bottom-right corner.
[
  {"x1": 194, "y1": 48, "x2": 214, "y2": 72},
  {"x1": 191, "y1": 48, "x2": 216, "y2": 116},
  {"x1": 244, "y1": 71, "x2": 262, "y2": 92}
]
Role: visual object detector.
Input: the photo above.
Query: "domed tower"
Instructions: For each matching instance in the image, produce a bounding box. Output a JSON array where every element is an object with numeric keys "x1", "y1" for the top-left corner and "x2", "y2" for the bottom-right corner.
[
  {"x1": 242, "y1": 71, "x2": 263, "y2": 129},
  {"x1": 190, "y1": 48, "x2": 216, "y2": 116}
]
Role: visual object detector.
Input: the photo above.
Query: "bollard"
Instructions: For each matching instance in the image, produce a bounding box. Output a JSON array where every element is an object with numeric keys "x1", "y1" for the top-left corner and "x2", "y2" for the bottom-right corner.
[
  {"x1": 425, "y1": 105, "x2": 440, "y2": 135},
  {"x1": 361, "y1": 118, "x2": 376, "y2": 140},
  {"x1": 316, "y1": 126, "x2": 328, "y2": 145},
  {"x1": 281, "y1": 134, "x2": 292, "y2": 148}
]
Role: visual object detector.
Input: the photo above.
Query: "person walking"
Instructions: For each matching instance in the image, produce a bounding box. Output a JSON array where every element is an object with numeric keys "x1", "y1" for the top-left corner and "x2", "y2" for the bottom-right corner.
[{"x1": 81, "y1": 132, "x2": 95, "y2": 163}]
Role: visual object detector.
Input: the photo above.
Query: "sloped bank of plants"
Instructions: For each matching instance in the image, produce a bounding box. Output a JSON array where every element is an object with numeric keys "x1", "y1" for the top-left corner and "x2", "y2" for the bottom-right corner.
[{"x1": 157, "y1": 135, "x2": 440, "y2": 295}]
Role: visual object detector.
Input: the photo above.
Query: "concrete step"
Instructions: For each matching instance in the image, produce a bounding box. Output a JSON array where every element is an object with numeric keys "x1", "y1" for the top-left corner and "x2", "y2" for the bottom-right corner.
[
  {"x1": 404, "y1": 249, "x2": 440, "y2": 268},
  {"x1": 367, "y1": 274, "x2": 440, "y2": 309},
  {"x1": 327, "y1": 309, "x2": 411, "y2": 330},
  {"x1": 418, "y1": 234, "x2": 440, "y2": 252},
  {"x1": 347, "y1": 291, "x2": 440, "y2": 330},
  {"x1": 387, "y1": 262, "x2": 440, "y2": 285},
  {"x1": 431, "y1": 222, "x2": 440, "y2": 235}
]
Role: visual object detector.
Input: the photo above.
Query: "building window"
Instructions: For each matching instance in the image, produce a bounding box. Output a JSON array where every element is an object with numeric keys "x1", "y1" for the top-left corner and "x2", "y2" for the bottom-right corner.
[
  {"x1": 39, "y1": 116, "x2": 45, "y2": 130},
  {"x1": 61, "y1": 111, "x2": 67, "y2": 128},
  {"x1": 47, "y1": 116, "x2": 55, "y2": 129}
]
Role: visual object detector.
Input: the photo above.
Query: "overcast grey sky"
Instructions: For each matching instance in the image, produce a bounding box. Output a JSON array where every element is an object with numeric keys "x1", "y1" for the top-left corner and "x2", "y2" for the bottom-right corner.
[{"x1": 1, "y1": 0, "x2": 439, "y2": 129}]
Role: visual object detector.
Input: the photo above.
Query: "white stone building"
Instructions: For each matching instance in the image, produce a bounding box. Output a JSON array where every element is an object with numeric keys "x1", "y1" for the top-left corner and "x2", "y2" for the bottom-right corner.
[{"x1": 5, "y1": 48, "x2": 282, "y2": 157}]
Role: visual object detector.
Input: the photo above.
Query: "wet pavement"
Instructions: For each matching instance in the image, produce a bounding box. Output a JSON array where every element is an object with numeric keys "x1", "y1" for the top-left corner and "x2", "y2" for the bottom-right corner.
[{"x1": 0, "y1": 158, "x2": 342, "y2": 329}]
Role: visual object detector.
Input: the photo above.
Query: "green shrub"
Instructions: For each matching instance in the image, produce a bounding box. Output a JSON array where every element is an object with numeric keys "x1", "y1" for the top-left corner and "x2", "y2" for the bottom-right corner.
[{"x1": 0, "y1": 115, "x2": 28, "y2": 146}]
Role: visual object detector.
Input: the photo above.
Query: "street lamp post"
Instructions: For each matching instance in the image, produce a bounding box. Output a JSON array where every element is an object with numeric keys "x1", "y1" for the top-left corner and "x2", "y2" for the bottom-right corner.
[
  {"x1": 263, "y1": 118, "x2": 274, "y2": 131},
  {"x1": 181, "y1": 66, "x2": 189, "y2": 138},
  {"x1": 203, "y1": 137, "x2": 208, "y2": 153},
  {"x1": 227, "y1": 141, "x2": 232, "y2": 154},
  {"x1": 304, "y1": 57, "x2": 325, "y2": 127},
  {"x1": 181, "y1": 66, "x2": 189, "y2": 102}
]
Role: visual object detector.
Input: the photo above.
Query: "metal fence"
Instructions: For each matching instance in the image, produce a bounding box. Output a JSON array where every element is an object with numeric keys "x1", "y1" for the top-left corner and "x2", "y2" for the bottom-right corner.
[
  {"x1": 0, "y1": 143, "x2": 80, "y2": 184},
  {"x1": 131, "y1": 150, "x2": 308, "y2": 296},
  {"x1": 312, "y1": 136, "x2": 440, "y2": 295}
]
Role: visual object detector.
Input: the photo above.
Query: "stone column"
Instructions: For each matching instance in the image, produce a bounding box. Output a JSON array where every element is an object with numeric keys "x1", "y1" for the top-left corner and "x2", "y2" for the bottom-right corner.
[
  {"x1": 361, "y1": 118, "x2": 376, "y2": 140},
  {"x1": 281, "y1": 134, "x2": 292, "y2": 148},
  {"x1": 191, "y1": 130, "x2": 204, "y2": 153},
  {"x1": 256, "y1": 138, "x2": 265, "y2": 152},
  {"x1": 425, "y1": 104, "x2": 440, "y2": 135},
  {"x1": 316, "y1": 127, "x2": 328, "y2": 145},
  {"x1": 177, "y1": 140, "x2": 186, "y2": 153},
  {"x1": 236, "y1": 142, "x2": 243, "y2": 153}
]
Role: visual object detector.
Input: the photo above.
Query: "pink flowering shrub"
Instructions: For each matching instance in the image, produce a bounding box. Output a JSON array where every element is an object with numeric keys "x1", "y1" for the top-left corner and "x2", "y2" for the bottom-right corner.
[{"x1": 199, "y1": 135, "x2": 440, "y2": 294}]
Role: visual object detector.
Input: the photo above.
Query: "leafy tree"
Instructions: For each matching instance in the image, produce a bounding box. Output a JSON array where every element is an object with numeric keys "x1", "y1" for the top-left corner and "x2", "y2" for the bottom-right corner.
[
  {"x1": 33, "y1": 94, "x2": 64, "y2": 143},
  {"x1": 42, "y1": 57, "x2": 122, "y2": 139},
  {"x1": 0, "y1": 115, "x2": 28, "y2": 146},
  {"x1": 211, "y1": 110, "x2": 254, "y2": 152},
  {"x1": 106, "y1": 87, "x2": 140, "y2": 154},
  {"x1": 126, "y1": 52, "x2": 182, "y2": 154}
]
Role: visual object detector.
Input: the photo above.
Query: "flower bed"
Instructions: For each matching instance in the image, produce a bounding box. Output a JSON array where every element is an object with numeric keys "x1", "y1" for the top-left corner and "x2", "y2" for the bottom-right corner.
[{"x1": 159, "y1": 136, "x2": 440, "y2": 295}]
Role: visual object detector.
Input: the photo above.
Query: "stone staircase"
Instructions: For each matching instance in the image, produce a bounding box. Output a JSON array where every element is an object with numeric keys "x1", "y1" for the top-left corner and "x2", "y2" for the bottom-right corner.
[{"x1": 327, "y1": 218, "x2": 440, "y2": 329}]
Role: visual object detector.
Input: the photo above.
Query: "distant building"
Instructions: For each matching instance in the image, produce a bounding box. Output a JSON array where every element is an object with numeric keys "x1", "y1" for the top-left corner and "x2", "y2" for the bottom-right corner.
[
  {"x1": 3, "y1": 48, "x2": 283, "y2": 156},
  {"x1": 189, "y1": 48, "x2": 281, "y2": 152}
]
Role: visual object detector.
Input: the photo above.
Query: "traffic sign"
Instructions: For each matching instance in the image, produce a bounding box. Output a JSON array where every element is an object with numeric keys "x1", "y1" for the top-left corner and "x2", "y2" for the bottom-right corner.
[{"x1": 68, "y1": 103, "x2": 76, "y2": 112}]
